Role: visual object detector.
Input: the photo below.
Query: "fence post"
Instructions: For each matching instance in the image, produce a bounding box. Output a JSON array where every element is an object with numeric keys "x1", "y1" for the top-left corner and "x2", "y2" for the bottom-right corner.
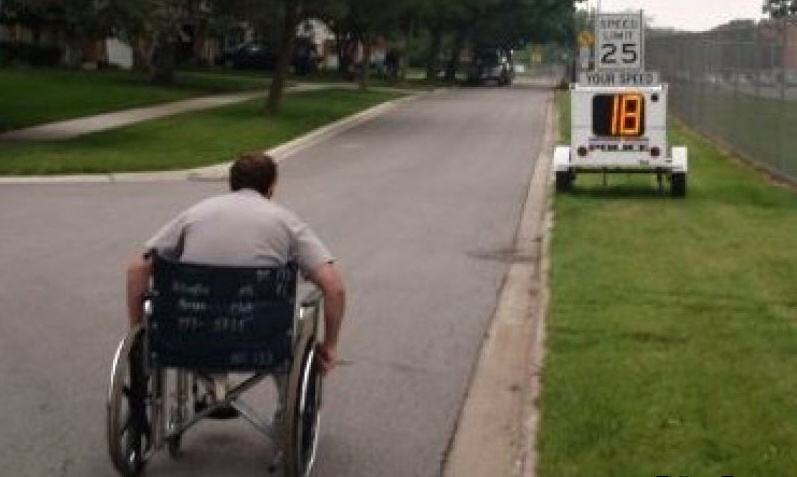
[{"x1": 777, "y1": 19, "x2": 787, "y2": 174}]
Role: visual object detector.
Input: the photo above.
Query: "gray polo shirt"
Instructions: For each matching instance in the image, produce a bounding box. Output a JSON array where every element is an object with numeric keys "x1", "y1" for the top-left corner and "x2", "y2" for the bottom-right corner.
[{"x1": 145, "y1": 188, "x2": 334, "y2": 274}]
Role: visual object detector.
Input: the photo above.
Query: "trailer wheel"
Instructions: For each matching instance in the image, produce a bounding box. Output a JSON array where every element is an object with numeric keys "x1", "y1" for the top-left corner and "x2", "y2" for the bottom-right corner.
[
  {"x1": 671, "y1": 172, "x2": 686, "y2": 197},
  {"x1": 555, "y1": 171, "x2": 573, "y2": 193}
]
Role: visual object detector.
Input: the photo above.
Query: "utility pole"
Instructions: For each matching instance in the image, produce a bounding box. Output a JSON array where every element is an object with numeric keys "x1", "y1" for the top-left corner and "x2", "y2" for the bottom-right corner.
[{"x1": 781, "y1": 15, "x2": 788, "y2": 101}]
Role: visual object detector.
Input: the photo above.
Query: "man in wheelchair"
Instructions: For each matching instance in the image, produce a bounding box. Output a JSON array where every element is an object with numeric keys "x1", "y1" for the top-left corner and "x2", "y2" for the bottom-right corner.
[{"x1": 109, "y1": 152, "x2": 346, "y2": 476}]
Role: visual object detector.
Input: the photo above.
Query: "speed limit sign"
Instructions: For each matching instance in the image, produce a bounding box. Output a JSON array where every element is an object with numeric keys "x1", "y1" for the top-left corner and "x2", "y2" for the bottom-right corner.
[{"x1": 595, "y1": 12, "x2": 644, "y2": 71}]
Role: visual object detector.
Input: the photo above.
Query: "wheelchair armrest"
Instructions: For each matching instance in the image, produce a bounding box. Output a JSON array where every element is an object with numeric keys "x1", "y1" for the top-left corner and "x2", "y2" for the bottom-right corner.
[{"x1": 300, "y1": 288, "x2": 323, "y2": 308}]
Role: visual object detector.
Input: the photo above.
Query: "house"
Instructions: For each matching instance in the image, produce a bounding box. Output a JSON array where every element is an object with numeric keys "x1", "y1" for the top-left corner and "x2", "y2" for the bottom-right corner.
[{"x1": 298, "y1": 18, "x2": 337, "y2": 70}]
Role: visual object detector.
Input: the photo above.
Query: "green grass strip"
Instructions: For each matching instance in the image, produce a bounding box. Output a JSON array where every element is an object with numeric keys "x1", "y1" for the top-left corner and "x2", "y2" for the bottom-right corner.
[
  {"x1": 0, "y1": 67, "x2": 270, "y2": 131},
  {"x1": 0, "y1": 88, "x2": 402, "y2": 175},
  {"x1": 539, "y1": 92, "x2": 797, "y2": 476}
]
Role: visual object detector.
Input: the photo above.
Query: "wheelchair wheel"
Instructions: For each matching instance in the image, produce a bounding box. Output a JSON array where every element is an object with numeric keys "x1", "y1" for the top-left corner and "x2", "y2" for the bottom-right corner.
[
  {"x1": 167, "y1": 369, "x2": 189, "y2": 459},
  {"x1": 107, "y1": 325, "x2": 156, "y2": 476},
  {"x1": 283, "y1": 343, "x2": 323, "y2": 477}
]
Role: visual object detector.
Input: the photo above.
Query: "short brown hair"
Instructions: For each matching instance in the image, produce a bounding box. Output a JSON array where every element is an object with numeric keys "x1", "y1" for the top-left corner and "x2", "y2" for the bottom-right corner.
[{"x1": 229, "y1": 152, "x2": 278, "y2": 196}]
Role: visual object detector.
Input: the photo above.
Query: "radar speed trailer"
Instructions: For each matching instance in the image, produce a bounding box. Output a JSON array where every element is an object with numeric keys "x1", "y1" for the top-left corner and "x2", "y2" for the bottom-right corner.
[{"x1": 555, "y1": 11, "x2": 688, "y2": 197}]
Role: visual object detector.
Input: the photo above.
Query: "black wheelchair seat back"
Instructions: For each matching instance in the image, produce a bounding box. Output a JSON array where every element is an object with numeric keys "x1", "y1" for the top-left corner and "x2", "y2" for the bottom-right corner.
[{"x1": 148, "y1": 254, "x2": 298, "y2": 372}]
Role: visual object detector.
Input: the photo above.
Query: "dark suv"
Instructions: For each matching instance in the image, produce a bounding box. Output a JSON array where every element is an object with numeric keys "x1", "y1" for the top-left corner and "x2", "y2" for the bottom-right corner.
[
  {"x1": 468, "y1": 49, "x2": 515, "y2": 86},
  {"x1": 217, "y1": 42, "x2": 278, "y2": 70}
]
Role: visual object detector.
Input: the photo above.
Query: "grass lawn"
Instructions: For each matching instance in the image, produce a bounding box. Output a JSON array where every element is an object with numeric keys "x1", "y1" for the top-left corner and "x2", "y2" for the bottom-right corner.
[
  {"x1": 0, "y1": 88, "x2": 403, "y2": 175},
  {"x1": 538, "y1": 92, "x2": 797, "y2": 476},
  {"x1": 0, "y1": 67, "x2": 271, "y2": 131}
]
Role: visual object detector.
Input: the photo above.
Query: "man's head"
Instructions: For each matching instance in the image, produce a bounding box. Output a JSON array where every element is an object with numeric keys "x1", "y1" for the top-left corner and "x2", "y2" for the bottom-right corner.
[{"x1": 229, "y1": 152, "x2": 278, "y2": 198}]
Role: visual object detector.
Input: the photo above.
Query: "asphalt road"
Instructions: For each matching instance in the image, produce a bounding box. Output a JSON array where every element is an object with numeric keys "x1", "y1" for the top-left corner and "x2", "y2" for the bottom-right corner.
[{"x1": 0, "y1": 83, "x2": 550, "y2": 477}]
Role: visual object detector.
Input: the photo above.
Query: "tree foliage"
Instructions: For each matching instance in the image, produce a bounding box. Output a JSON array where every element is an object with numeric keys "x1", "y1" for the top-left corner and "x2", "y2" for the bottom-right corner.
[
  {"x1": 3, "y1": 0, "x2": 581, "y2": 106},
  {"x1": 100, "y1": 0, "x2": 218, "y2": 82},
  {"x1": 416, "y1": 0, "x2": 580, "y2": 78},
  {"x1": 764, "y1": 0, "x2": 797, "y2": 18},
  {"x1": 1, "y1": 0, "x2": 106, "y2": 65}
]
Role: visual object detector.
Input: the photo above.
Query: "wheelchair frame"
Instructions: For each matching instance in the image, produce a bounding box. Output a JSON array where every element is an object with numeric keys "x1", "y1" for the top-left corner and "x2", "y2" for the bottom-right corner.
[{"x1": 107, "y1": 260, "x2": 324, "y2": 477}]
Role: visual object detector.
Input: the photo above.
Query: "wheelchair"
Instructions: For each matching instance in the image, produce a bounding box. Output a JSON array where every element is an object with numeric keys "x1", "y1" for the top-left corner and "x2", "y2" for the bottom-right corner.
[{"x1": 107, "y1": 254, "x2": 324, "y2": 477}]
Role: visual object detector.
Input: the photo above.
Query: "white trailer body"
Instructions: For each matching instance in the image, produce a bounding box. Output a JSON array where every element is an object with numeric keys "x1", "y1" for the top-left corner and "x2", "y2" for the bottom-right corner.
[{"x1": 558, "y1": 84, "x2": 685, "y2": 172}]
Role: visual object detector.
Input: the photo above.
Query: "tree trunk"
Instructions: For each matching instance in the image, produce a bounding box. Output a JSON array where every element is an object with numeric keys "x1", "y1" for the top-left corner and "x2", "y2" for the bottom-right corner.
[
  {"x1": 150, "y1": 31, "x2": 176, "y2": 84},
  {"x1": 334, "y1": 27, "x2": 347, "y2": 76},
  {"x1": 426, "y1": 24, "x2": 443, "y2": 81},
  {"x1": 338, "y1": 34, "x2": 355, "y2": 80},
  {"x1": 267, "y1": 0, "x2": 301, "y2": 114},
  {"x1": 358, "y1": 37, "x2": 372, "y2": 90},
  {"x1": 65, "y1": 37, "x2": 83, "y2": 68},
  {"x1": 131, "y1": 37, "x2": 149, "y2": 72},
  {"x1": 399, "y1": 20, "x2": 414, "y2": 81},
  {"x1": 445, "y1": 28, "x2": 466, "y2": 82}
]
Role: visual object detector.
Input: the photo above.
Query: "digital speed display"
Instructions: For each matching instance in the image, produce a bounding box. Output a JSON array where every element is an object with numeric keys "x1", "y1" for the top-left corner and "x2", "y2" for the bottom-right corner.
[{"x1": 592, "y1": 94, "x2": 645, "y2": 137}]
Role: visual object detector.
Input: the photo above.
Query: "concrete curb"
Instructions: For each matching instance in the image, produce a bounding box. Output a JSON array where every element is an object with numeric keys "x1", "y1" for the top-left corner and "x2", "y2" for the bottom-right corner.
[
  {"x1": 442, "y1": 93, "x2": 556, "y2": 477},
  {"x1": 0, "y1": 92, "x2": 422, "y2": 186}
]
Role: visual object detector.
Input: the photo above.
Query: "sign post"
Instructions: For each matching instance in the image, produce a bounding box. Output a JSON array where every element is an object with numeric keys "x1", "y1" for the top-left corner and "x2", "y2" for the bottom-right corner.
[{"x1": 577, "y1": 30, "x2": 594, "y2": 72}]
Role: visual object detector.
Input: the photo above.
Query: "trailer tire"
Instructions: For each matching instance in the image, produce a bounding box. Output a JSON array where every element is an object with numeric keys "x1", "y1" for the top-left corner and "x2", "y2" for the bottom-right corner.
[
  {"x1": 671, "y1": 172, "x2": 686, "y2": 197},
  {"x1": 556, "y1": 171, "x2": 572, "y2": 193}
]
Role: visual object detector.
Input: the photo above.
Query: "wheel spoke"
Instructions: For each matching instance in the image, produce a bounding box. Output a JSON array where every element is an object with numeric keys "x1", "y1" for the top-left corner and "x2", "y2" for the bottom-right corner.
[{"x1": 121, "y1": 413, "x2": 133, "y2": 433}]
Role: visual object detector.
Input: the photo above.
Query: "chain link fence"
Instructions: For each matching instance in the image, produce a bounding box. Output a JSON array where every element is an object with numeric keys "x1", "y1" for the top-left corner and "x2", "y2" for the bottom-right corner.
[{"x1": 647, "y1": 20, "x2": 797, "y2": 182}]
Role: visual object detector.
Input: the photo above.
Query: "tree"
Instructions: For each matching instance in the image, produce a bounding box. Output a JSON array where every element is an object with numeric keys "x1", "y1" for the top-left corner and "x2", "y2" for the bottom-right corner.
[
  {"x1": 418, "y1": 0, "x2": 581, "y2": 82},
  {"x1": 101, "y1": 0, "x2": 180, "y2": 82},
  {"x1": 203, "y1": 0, "x2": 339, "y2": 113},
  {"x1": 102, "y1": 0, "x2": 215, "y2": 83},
  {"x1": 395, "y1": 0, "x2": 429, "y2": 79},
  {"x1": 60, "y1": 0, "x2": 107, "y2": 67},
  {"x1": 470, "y1": 0, "x2": 578, "y2": 52},
  {"x1": 341, "y1": 0, "x2": 404, "y2": 89},
  {"x1": 266, "y1": 0, "x2": 301, "y2": 113},
  {"x1": 146, "y1": 0, "x2": 185, "y2": 84},
  {"x1": 440, "y1": 0, "x2": 489, "y2": 81},
  {"x1": 421, "y1": 0, "x2": 471, "y2": 80},
  {"x1": 764, "y1": 0, "x2": 797, "y2": 18}
]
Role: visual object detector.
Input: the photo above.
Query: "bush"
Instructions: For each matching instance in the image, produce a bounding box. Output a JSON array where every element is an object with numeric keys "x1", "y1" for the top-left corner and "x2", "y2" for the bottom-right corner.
[{"x1": 0, "y1": 42, "x2": 62, "y2": 66}]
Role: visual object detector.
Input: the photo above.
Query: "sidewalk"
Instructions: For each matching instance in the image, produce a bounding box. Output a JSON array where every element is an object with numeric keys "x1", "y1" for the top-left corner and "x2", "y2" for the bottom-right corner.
[{"x1": 0, "y1": 82, "x2": 341, "y2": 142}]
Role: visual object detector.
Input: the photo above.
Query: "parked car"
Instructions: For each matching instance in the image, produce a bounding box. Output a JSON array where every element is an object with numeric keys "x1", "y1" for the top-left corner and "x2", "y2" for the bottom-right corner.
[
  {"x1": 216, "y1": 42, "x2": 278, "y2": 70},
  {"x1": 467, "y1": 49, "x2": 515, "y2": 86}
]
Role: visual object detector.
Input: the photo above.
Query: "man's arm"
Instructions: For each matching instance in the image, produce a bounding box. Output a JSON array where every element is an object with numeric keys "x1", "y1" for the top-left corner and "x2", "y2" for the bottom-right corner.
[
  {"x1": 126, "y1": 253, "x2": 152, "y2": 327},
  {"x1": 306, "y1": 262, "x2": 346, "y2": 374}
]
